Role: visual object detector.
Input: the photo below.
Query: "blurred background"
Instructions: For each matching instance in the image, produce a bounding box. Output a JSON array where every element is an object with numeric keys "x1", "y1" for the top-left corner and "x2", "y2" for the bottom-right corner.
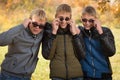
[{"x1": 0, "y1": 0, "x2": 120, "y2": 80}]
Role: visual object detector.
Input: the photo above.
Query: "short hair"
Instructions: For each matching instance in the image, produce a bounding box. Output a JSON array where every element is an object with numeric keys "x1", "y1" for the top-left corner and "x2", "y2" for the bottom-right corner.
[
  {"x1": 55, "y1": 4, "x2": 72, "y2": 17},
  {"x1": 30, "y1": 8, "x2": 46, "y2": 20},
  {"x1": 82, "y1": 6, "x2": 97, "y2": 18}
]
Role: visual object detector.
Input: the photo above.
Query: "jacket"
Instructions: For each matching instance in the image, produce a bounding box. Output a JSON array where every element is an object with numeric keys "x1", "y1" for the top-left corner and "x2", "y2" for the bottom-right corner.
[
  {"x1": 42, "y1": 25, "x2": 85, "y2": 79},
  {"x1": 0, "y1": 24, "x2": 43, "y2": 78},
  {"x1": 79, "y1": 26, "x2": 116, "y2": 78}
]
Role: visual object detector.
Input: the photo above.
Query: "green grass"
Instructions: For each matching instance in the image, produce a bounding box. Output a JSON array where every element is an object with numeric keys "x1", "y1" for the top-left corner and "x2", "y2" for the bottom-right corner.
[
  {"x1": 110, "y1": 54, "x2": 120, "y2": 80},
  {"x1": 32, "y1": 54, "x2": 50, "y2": 80},
  {"x1": 0, "y1": 28, "x2": 120, "y2": 80},
  {"x1": 112, "y1": 28, "x2": 120, "y2": 54}
]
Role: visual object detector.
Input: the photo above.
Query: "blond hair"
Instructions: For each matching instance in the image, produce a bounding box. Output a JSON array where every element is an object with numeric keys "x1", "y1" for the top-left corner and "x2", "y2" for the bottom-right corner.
[
  {"x1": 30, "y1": 8, "x2": 46, "y2": 20},
  {"x1": 82, "y1": 6, "x2": 97, "y2": 18},
  {"x1": 55, "y1": 4, "x2": 72, "y2": 17}
]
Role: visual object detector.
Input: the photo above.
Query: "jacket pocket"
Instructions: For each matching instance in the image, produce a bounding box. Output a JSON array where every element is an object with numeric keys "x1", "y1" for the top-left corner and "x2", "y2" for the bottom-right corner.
[
  {"x1": 28, "y1": 57, "x2": 39, "y2": 73},
  {"x1": 101, "y1": 73, "x2": 112, "y2": 79},
  {"x1": 1, "y1": 56, "x2": 17, "y2": 70}
]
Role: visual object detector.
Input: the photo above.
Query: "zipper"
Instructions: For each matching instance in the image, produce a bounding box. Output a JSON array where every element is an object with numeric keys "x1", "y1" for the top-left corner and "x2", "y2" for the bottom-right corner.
[
  {"x1": 64, "y1": 34, "x2": 68, "y2": 79},
  {"x1": 89, "y1": 30, "x2": 96, "y2": 77}
]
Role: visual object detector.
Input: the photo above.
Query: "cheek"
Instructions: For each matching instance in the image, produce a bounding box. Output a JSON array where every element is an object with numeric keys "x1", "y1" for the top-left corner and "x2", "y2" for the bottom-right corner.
[
  {"x1": 36, "y1": 29, "x2": 43, "y2": 34},
  {"x1": 29, "y1": 26, "x2": 33, "y2": 31},
  {"x1": 82, "y1": 22, "x2": 88, "y2": 26},
  {"x1": 38, "y1": 29, "x2": 42, "y2": 32},
  {"x1": 90, "y1": 23, "x2": 94, "y2": 26}
]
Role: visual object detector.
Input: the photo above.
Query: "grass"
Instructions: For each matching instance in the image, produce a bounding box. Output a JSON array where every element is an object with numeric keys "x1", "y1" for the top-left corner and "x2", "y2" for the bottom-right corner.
[
  {"x1": 0, "y1": 28, "x2": 120, "y2": 80},
  {"x1": 110, "y1": 54, "x2": 120, "y2": 80},
  {"x1": 32, "y1": 54, "x2": 50, "y2": 80}
]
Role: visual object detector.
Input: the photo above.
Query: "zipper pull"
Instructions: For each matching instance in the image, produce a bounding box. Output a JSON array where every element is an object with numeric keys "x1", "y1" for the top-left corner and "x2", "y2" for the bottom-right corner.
[
  {"x1": 89, "y1": 30, "x2": 91, "y2": 34},
  {"x1": 89, "y1": 30, "x2": 92, "y2": 40}
]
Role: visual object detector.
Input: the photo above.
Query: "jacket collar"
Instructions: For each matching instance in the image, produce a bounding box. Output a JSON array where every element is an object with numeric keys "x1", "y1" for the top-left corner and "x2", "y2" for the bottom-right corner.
[
  {"x1": 57, "y1": 25, "x2": 71, "y2": 35},
  {"x1": 80, "y1": 26, "x2": 99, "y2": 38}
]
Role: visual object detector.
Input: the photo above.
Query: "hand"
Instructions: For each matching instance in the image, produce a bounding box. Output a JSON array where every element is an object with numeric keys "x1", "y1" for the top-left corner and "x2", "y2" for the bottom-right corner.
[
  {"x1": 76, "y1": 27, "x2": 80, "y2": 34},
  {"x1": 94, "y1": 18, "x2": 103, "y2": 34},
  {"x1": 52, "y1": 18, "x2": 59, "y2": 34},
  {"x1": 22, "y1": 18, "x2": 31, "y2": 28},
  {"x1": 68, "y1": 19, "x2": 78, "y2": 35}
]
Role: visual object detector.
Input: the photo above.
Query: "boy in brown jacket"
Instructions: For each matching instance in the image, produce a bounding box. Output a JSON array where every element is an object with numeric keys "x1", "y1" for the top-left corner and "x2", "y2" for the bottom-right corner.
[{"x1": 42, "y1": 4, "x2": 85, "y2": 80}]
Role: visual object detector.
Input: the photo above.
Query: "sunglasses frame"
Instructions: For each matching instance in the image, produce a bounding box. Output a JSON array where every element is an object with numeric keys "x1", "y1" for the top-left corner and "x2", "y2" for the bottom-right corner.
[
  {"x1": 32, "y1": 22, "x2": 45, "y2": 29},
  {"x1": 59, "y1": 17, "x2": 70, "y2": 21},
  {"x1": 82, "y1": 18, "x2": 94, "y2": 23}
]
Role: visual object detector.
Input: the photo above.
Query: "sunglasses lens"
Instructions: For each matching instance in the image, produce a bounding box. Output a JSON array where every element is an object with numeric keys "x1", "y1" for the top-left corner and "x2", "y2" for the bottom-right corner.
[
  {"x1": 59, "y1": 17, "x2": 70, "y2": 21},
  {"x1": 32, "y1": 22, "x2": 38, "y2": 27},
  {"x1": 65, "y1": 17, "x2": 70, "y2": 21},
  {"x1": 82, "y1": 19, "x2": 87, "y2": 22},
  {"x1": 59, "y1": 17, "x2": 64, "y2": 21},
  {"x1": 89, "y1": 19, "x2": 94, "y2": 23},
  {"x1": 82, "y1": 18, "x2": 94, "y2": 23},
  {"x1": 39, "y1": 24, "x2": 44, "y2": 29},
  {"x1": 32, "y1": 22, "x2": 44, "y2": 29}
]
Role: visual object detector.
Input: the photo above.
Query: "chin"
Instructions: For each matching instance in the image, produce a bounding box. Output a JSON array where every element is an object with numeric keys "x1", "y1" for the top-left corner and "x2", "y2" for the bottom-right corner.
[
  {"x1": 33, "y1": 32, "x2": 40, "y2": 35},
  {"x1": 85, "y1": 27, "x2": 90, "y2": 30},
  {"x1": 61, "y1": 27, "x2": 66, "y2": 29},
  {"x1": 84, "y1": 26, "x2": 91, "y2": 30},
  {"x1": 60, "y1": 25, "x2": 67, "y2": 29}
]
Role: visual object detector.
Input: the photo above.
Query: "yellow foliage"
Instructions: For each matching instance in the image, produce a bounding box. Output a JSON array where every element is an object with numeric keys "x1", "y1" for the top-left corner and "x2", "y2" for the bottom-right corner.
[
  {"x1": 0, "y1": 0, "x2": 120, "y2": 29},
  {"x1": 6, "y1": 0, "x2": 12, "y2": 8}
]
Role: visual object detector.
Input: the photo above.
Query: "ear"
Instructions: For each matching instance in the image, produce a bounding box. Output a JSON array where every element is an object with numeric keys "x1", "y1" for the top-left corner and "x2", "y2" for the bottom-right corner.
[
  {"x1": 81, "y1": 16, "x2": 83, "y2": 21},
  {"x1": 29, "y1": 17, "x2": 32, "y2": 20},
  {"x1": 95, "y1": 16, "x2": 98, "y2": 19},
  {"x1": 70, "y1": 14, "x2": 72, "y2": 19},
  {"x1": 55, "y1": 14, "x2": 57, "y2": 18},
  {"x1": 45, "y1": 17, "x2": 47, "y2": 21}
]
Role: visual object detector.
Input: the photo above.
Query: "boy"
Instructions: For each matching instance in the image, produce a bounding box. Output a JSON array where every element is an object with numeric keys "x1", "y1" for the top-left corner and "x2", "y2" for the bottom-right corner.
[
  {"x1": 0, "y1": 8, "x2": 48, "y2": 80},
  {"x1": 42, "y1": 4, "x2": 85, "y2": 80},
  {"x1": 79, "y1": 6, "x2": 116, "y2": 80}
]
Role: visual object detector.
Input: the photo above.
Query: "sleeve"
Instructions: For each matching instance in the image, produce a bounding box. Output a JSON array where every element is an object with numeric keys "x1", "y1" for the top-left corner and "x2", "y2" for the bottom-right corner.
[
  {"x1": 72, "y1": 29, "x2": 86, "y2": 61},
  {"x1": 100, "y1": 28, "x2": 116, "y2": 57},
  {"x1": 42, "y1": 23, "x2": 56, "y2": 60},
  {"x1": 0, "y1": 24, "x2": 25, "y2": 46}
]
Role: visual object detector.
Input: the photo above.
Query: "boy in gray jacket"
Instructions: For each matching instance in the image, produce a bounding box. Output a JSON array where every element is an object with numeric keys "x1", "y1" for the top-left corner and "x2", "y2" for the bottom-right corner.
[{"x1": 0, "y1": 8, "x2": 47, "y2": 80}]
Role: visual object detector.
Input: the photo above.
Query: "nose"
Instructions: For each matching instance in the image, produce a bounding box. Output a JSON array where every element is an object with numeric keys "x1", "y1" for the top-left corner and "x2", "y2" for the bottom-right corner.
[
  {"x1": 86, "y1": 21, "x2": 90, "y2": 24},
  {"x1": 61, "y1": 20, "x2": 67, "y2": 24},
  {"x1": 35, "y1": 26, "x2": 40, "y2": 29},
  {"x1": 63, "y1": 19, "x2": 66, "y2": 22}
]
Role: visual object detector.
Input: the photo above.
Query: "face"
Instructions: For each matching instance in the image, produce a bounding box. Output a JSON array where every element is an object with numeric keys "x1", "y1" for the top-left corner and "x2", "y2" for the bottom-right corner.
[
  {"x1": 29, "y1": 15, "x2": 46, "y2": 34},
  {"x1": 81, "y1": 14, "x2": 95, "y2": 30},
  {"x1": 56, "y1": 12, "x2": 71, "y2": 28}
]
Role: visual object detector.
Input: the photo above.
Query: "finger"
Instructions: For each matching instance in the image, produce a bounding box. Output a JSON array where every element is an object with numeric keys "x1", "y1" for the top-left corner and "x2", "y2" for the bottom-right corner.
[
  {"x1": 52, "y1": 19, "x2": 57, "y2": 24},
  {"x1": 94, "y1": 24, "x2": 97, "y2": 28},
  {"x1": 55, "y1": 18, "x2": 60, "y2": 22},
  {"x1": 67, "y1": 20, "x2": 73, "y2": 25}
]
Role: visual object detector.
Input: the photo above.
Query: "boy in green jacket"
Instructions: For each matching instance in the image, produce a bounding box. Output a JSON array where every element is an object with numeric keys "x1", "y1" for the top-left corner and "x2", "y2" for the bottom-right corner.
[{"x1": 42, "y1": 4, "x2": 85, "y2": 80}]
